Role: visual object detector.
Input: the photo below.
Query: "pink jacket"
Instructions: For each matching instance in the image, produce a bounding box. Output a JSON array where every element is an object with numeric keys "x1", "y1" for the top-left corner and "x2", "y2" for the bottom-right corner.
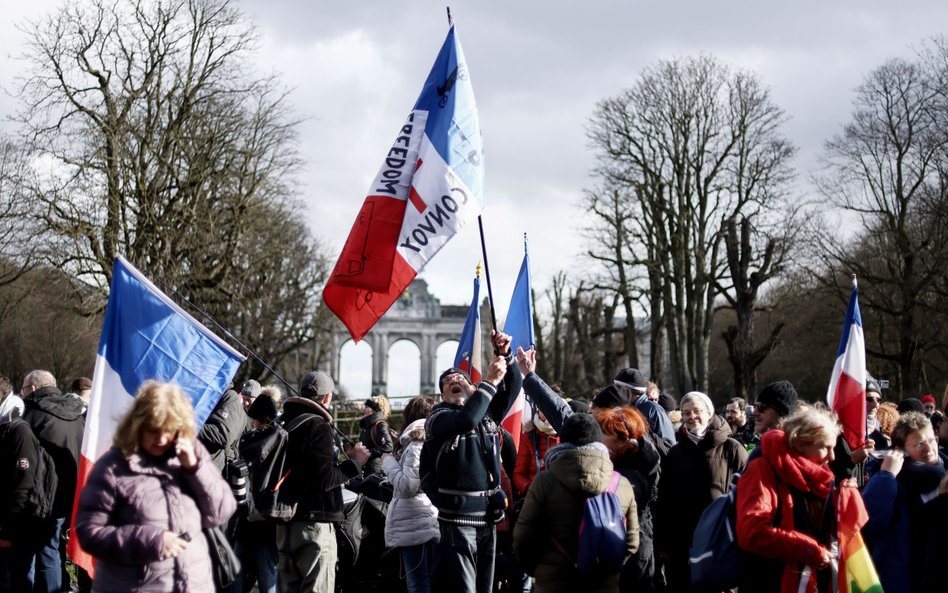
[{"x1": 76, "y1": 440, "x2": 236, "y2": 593}]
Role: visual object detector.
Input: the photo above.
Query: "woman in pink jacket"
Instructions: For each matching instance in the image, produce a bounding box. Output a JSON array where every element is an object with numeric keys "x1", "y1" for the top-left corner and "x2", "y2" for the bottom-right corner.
[{"x1": 76, "y1": 381, "x2": 236, "y2": 592}]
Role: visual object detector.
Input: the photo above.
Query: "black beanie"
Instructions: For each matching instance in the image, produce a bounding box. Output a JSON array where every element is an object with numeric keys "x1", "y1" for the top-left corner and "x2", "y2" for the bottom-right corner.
[
  {"x1": 614, "y1": 368, "x2": 648, "y2": 392},
  {"x1": 897, "y1": 397, "x2": 925, "y2": 415},
  {"x1": 658, "y1": 392, "x2": 677, "y2": 413},
  {"x1": 755, "y1": 380, "x2": 798, "y2": 417},
  {"x1": 364, "y1": 398, "x2": 381, "y2": 413},
  {"x1": 560, "y1": 413, "x2": 603, "y2": 446},
  {"x1": 438, "y1": 367, "x2": 471, "y2": 392},
  {"x1": 592, "y1": 385, "x2": 631, "y2": 409},
  {"x1": 247, "y1": 394, "x2": 278, "y2": 422},
  {"x1": 567, "y1": 399, "x2": 591, "y2": 415}
]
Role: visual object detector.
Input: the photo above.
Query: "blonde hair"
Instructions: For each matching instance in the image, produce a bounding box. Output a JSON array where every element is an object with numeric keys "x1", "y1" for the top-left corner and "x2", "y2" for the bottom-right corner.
[
  {"x1": 114, "y1": 381, "x2": 196, "y2": 457},
  {"x1": 369, "y1": 395, "x2": 391, "y2": 417},
  {"x1": 782, "y1": 406, "x2": 841, "y2": 452},
  {"x1": 260, "y1": 385, "x2": 284, "y2": 411}
]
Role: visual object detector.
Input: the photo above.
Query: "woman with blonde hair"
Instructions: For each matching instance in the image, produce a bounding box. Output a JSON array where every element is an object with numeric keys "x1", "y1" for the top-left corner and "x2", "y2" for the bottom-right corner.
[
  {"x1": 75, "y1": 381, "x2": 236, "y2": 592},
  {"x1": 736, "y1": 406, "x2": 863, "y2": 593}
]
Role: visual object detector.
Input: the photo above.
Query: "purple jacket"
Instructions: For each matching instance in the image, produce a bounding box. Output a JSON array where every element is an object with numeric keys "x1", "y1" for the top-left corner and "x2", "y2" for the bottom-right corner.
[{"x1": 76, "y1": 440, "x2": 236, "y2": 593}]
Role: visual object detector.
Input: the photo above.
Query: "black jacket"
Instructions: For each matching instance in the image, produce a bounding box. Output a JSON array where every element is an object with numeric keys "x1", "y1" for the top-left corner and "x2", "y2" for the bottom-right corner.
[
  {"x1": 198, "y1": 389, "x2": 248, "y2": 473},
  {"x1": 281, "y1": 396, "x2": 361, "y2": 523},
  {"x1": 0, "y1": 418, "x2": 40, "y2": 539},
  {"x1": 358, "y1": 412, "x2": 394, "y2": 475},
  {"x1": 655, "y1": 416, "x2": 747, "y2": 559},
  {"x1": 421, "y1": 353, "x2": 522, "y2": 526},
  {"x1": 22, "y1": 386, "x2": 84, "y2": 518}
]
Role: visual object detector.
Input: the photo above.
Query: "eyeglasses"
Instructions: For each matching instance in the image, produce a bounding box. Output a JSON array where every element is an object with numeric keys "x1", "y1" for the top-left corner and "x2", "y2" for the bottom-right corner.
[
  {"x1": 907, "y1": 437, "x2": 938, "y2": 452},
  {"x1": 754, "y1": 402, "x2": 770, "y2": 413},
  {"x1": 866, "y1": 396, "x2": 881, "y2": 403}
]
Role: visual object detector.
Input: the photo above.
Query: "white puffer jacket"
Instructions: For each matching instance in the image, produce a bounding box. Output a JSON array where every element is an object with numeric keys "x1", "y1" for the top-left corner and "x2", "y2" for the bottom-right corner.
[{"x1": 380, "y1": 418, "x2": 440, "y2": 548}]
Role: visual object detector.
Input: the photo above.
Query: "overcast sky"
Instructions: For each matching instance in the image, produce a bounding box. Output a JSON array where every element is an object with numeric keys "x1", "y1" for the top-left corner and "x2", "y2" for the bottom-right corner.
[{"x1": 3, "y1": 1, "x2": 948, "y2": 396}]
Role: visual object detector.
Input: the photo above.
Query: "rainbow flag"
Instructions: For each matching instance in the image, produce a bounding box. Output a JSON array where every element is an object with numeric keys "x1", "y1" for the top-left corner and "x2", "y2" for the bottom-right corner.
[{"x1": 837, "y1": 485, "x2": 884, "y2": 593}]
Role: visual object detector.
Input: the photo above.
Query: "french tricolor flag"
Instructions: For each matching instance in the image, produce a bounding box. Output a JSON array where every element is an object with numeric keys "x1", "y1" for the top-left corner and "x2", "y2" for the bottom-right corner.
[
  {"x1": 454, "y1": 271, "x2": 483, "y2": 384},
  {"x1": 826, "y1": 277, "x2": 867, "y2": 450},
  {"x1": 323, "y1": 24, "x2": 485, "y2": 342},
  {"x1": 501, "y1": 243, "x2": 535, "y2": 450},
  {"x1": 68, "y1": 256, "x2": 244, "y2": 575}
]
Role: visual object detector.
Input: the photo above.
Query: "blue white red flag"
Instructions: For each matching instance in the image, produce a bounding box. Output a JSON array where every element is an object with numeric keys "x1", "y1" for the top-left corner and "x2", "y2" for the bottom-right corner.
[
  {"x1": 454, "y1": 272, "x2": 483, "y2": 383},
  {"x1": 826, "y1": 278, "x2": 867, "y2": 450},
  {"x1": 501, "y1": 243, "x2": 535, "y2": 447},
  {"x1": 68, "y1": 255, "x2": 244, "y2": 575},
  {"x1": 324, "y1": 25, "x2": 485, "y2": 342}
]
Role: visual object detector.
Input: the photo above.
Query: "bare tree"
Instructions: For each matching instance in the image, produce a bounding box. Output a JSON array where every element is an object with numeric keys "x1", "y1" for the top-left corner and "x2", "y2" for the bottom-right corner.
[
  {"x1": 815, "y1": 51, "x2": 948, "y2": 396},
  {"x1": 587, "y1": 56, "x2": 795, "y2": 393},
  {"x1": 715, "y1": 216, "x2": 788, "y2": 398},
  {"x1": 0, "y1": 138, "x2": 40, "y2": 301},
  {"x1": 12, "y1": 0, "x2": 328, "y2": 373}
]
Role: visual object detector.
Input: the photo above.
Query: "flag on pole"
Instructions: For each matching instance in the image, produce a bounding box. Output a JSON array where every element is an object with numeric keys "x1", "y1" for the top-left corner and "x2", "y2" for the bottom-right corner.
[
  {"x1": 826, "y1": 277, "x2": 867, "y2": 450},
  {"x1": 453, "y1": 267, "x2": 483, "y2": 384},
  {"x1": 68, "y1": 255, "x2": 244, "y2": 575},
  {"x1": 324, "y1": 24, "x2": 485, "y2": 342},
  {"x1": 837, "y1": 485, "x2": 884, "y2": 593},
  {"x1": 501, "y1": 242, "x2": 535, "y2": 447}
]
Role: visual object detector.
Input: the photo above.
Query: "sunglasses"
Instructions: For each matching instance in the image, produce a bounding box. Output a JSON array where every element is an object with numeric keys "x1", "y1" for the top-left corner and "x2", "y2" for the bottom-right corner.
[
  {"x1": 754, "y1": 402, "x2": 770, "y2": 413},
  {"x1": 866, "y1": 396, "x2": 881, "y2": 403}
]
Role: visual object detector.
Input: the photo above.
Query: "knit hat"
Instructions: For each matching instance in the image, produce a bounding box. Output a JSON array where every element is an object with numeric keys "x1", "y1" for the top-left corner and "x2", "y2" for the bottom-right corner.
[
  {"x1": 559, "y1": 413, "x2": 603, "y2": 446},
  {"x1": 865, "y1": 374, "x2": 882, "y2": 394},
  {"x1": 567, "y1": 399, "x2": 591, "y2": 415},
  {"x1": 658, "y1": 392, "x2": 677, "y2": 413},
  {"x1": 592, "y1": 384, "x2": 630, "y2": 409},
  {"x1": 247, "y1": 394, "x2": 278, "y2": 422},
  {"x1": 240, "y1": 379, "x2": 262, "y2": 399},
  {"x1": 897, "y1": 397, "x2": 925, "y2": 415},
  {"x1": 681, "y1": 391, "x2": 715, "y2": 415},
  {"x1": 438, "y1": 367, "x2": 471, "y2": 393},
  {"x1": 921, "y1": 394, "x2": 936, "y2": 405},
  {"x1": 755, "y1": 380, "x2": 798, "y2": 417},
  {"x1": 300, "y1": 371, "x2": 335, "y2": 397},
  {"x1": 614, "y1": 368, "x2": 648, "y2": 393},
  {"x1": 364, "y1": 398, "x2": 381, "y2": 413}
]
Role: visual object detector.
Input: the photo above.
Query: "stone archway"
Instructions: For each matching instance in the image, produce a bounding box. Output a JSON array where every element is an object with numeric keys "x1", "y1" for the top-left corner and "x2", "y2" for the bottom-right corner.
[{"x1": 330, "y1": 278, "x2": 468, "y2": 395}]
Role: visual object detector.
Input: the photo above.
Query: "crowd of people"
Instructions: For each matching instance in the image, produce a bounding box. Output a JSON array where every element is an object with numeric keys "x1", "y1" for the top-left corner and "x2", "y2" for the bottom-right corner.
[{"x1": 2, "y1": 340, "x2": 948, "y2": 593}]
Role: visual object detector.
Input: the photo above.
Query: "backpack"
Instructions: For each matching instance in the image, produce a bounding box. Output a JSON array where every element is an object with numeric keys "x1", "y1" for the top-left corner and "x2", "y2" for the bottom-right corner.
[
  {"x1": 554, "y1": 471, "x2": 627, "y2": 573},
  {"x1": 689, "y1": 472, "x2": 742, "y2": 587},
  {"x1": 10, "y1": 419, "x2": 58, "y2": 520},
  {"x1": 237, "y1": 413, "x2": 315, "y2": 522}
]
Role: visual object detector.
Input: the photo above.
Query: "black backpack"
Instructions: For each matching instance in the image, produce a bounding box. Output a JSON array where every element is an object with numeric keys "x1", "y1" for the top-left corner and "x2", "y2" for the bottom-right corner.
[
  {"x1": 11, "y1": 419, "x2": 58, "y2": 520},
  {"x1": 237, "y1": 414, "x2": 316, "y2": 522}
]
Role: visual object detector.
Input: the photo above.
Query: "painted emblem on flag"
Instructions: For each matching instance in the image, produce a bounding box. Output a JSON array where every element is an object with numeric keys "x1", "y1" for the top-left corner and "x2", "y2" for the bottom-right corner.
[{"x1": 17, "y1": 458, "x2": 29, "y2": 470}]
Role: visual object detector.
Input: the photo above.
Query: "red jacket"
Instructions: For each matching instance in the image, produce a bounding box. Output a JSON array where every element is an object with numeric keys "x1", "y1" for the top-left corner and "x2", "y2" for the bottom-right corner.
[
  {"x1": 736, "y1": 430, "x2": 834, "y2": 593},
  {"x1": 513, "y1": 429, "x2": 559, "y2": 497}
]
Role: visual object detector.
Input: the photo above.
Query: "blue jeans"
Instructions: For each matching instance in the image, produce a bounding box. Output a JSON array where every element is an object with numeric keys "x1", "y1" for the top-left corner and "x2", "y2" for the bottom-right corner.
[
  {"x1": 401, "y1": 540, "x2": 435, "y2": 593},
  {"x1": 431, "y1": 523, "x2": 496, "y2": 593},
  {"x1": 233, "y1": 535, "x2": 278, "y2": 593},
  {"x1": 33, "y1": 517, "x2": 63, "y2": 593}
]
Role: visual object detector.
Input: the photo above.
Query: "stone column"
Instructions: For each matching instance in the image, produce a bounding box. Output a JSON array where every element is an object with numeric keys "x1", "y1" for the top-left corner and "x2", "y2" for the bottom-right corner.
[
  {"x1": 420, "y1": 332, "x2": 436, "y2": 394},
  {"x1": 371, "y1": 332, "x2": 389, "y2": 395}
]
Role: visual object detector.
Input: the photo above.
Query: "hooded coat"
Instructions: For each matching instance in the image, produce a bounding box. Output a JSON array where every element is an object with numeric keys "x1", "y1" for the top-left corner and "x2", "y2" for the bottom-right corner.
[
  {"x1": 359, "y1": 411, "x2": 394, "y2": 475},
  {"x1": 655, "y1": 414, "x2": 747, "y2": 592},
  {"x1": 513, "y1": 443, "x2": 639, "y2": 593},
  {"x1": 380, "y1": 418, "x2": 439, "y2": 548},
  {"x1": 75, "y1": 440, "x2": 236, "y2": 593},
  {"x1": 22, "y1": 386, "x2": 85, "y2": 517},
  {"x1": 736, "y1": 430, "x2": 858, "y2": 593},
  {"x1": 197, "y1": 389, "x2": 247, "y2": 473}
]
